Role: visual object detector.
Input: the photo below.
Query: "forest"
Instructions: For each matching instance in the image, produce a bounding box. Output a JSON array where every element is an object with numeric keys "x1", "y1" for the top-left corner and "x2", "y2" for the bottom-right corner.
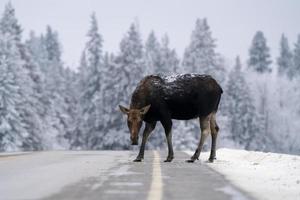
[{"x1": 0, "y1": 2, "x2": 300, "y2": 154}]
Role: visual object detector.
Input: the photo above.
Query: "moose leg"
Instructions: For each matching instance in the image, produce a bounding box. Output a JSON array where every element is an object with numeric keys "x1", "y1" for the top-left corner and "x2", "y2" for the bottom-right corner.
[
  {"x1": 161, "y1": 119, "x2": 174, "y2": 162},
  {"x1": 134, "y1": 122, "x2": 157, "y2": 162},
  {"x1": 187, "y1": 115, "x2": 211, "y2": 163},
  {"x1": 209, "y1": 113, "x2": 219, "y2": 162}
]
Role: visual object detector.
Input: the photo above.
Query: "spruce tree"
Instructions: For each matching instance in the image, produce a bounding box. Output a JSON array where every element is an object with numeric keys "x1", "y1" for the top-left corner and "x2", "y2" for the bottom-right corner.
[
  {"x1": 183, "y1": 18, "x2": 224, "y2": 81},
  {"x1": 0, "y1": 3, "x2": 43, "y2": 150},
  {"x1": 100, "y1": 53, "x2": 131, "y2": 149},
  {"x1": 145, "y1": 31, "x2": 161, "y2": 74},
  {"x1": 293, "y1": 34, "x2": 300, "y2": 77},
  {"x1": 225, "y1": 56, "x2": 264, "y2": 150},
  {"x1": 160, "y1": 34, "x2": 180, "y2": 74},
  {"x1": 117, "y1": 22, "x2": 145, "y2": 105},
  {"x1": 277, "y1": 34, "x2": 293, "y2": 78},
  {"x1": 71, "y1": 13, "x2": 104, "y2": 149},
  {"x1": 0, "y1": 33, "x2": 35, "y2": 151},
  {"x1": 248, "y1": 31, "x2": 272, "y2": 73}
]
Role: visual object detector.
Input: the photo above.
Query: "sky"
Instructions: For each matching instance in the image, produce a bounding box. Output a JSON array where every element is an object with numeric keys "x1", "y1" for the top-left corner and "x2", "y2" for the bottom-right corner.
[{"x1": 1, "y1": 0, "x2": 299, "y2": 69}]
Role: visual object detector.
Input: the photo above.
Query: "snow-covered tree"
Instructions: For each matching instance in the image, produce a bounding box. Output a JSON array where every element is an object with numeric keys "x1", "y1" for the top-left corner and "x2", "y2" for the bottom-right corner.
[
  {"x1": 159, "y1": 34, "x2": 180, "y2": 74},
  {"x1": 99, "y1": 53, "x2": 131, "y2": 149},
  {"x1": 71, "y1": 13, "x2": 104, "y2": 149},
  {"x1": 0, "y1": 3, "x2": 44, "y2": 151},
  {"x1": 145, "y1": 32, "x2": 179, "y2": 75},
  {"x1": 225, "y1": 56, "x2": 265, "y2": 150},
  {"x1": 0, "y1": 2, "x2": 22, "y2": 43},
  {"x1": 277, "y1": 34, "x2": 293, "y2": 78},
  {"x1": 293, "y1": 34, "x2": 300, "y2": 77},
  {"x1": 116, "y1": 22, "x2": 145, "y2": 105},
  {"x1": 145, "y1": 31, "x2": 161, "y2": 74},
  {"x1": 0, "y1": 33, "x2": 26, "y2": 151},
  {"x1": 182, "y1": 18, "x2": 225, "y2": 82},
  {"x1": 0, "y1": 31, "x2": 44, "y2": 151},
  {"x1": 248, "y1": 31, "x2": 272, "y2": 73}
]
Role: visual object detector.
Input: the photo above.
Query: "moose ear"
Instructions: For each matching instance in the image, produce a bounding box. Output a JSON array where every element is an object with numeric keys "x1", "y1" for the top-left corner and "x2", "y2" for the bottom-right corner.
[
  {"x1": 140, "y1": 105, "x2": 151, "y2": 115},
  {"x1": 119, "y1": 105, "x2": 129, "y2": 114}
]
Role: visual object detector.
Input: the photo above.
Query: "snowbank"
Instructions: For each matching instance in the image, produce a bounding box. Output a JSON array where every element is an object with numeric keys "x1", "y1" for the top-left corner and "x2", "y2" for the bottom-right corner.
[{"x1": 187, "y1": 148, "x2": 300, "y2": 200}]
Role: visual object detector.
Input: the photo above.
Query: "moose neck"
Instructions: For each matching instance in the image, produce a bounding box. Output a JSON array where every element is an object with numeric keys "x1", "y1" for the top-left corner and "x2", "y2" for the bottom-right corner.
[{"x1": 130, "y1": 90, "x2": 147, "y2": 110}]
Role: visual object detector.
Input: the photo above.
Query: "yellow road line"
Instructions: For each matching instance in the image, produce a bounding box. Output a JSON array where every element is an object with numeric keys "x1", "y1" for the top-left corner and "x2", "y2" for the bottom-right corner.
[{"x1": 147, "y1": 151, "x2": 163, "y2": 200}]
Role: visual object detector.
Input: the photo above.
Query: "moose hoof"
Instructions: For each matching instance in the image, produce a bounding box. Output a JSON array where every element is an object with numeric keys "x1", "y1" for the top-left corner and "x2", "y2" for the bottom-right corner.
[
  {"x1": 186, "y1": 159, "x2": 195, "y2": 163},
  {"x1": 186, "y1": 157, "x2": 198, "y2": 163},
  {"x1": 133, "y1": 158, "x2": 143, "y2": 162},
  {"x1": 208, "y1": 157, "x2": 216, "y2": 163},
  {"x1": 164, "y1": 157, "x2": 174, "y2": 162}
]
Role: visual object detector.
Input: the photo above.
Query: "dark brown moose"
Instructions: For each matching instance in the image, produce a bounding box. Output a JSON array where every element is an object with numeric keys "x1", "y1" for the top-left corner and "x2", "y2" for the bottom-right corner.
[{"x1": 119, "y1": 74, "x2": 223, "y2": 162}]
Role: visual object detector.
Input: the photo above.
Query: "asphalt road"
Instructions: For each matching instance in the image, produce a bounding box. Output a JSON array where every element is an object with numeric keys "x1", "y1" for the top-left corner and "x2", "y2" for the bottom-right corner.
[{"x1": 0, "y1": 151, "x2": 250, "y2": 200}]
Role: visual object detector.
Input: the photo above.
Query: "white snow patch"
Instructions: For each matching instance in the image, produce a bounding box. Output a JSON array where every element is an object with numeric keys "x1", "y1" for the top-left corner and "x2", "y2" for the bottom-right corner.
[
  {"x1": 186, "y1": 148, "x2": 300, "y2": 200},
  {"x1": 164, "y1": 74, "x2": 183, "y2": 82},
  {"x1": 217, "y1": 186, "x2": 248, "y2": 200},
  {"x1": 163, "y1": 73, "x2": 200, "y2": 83}
]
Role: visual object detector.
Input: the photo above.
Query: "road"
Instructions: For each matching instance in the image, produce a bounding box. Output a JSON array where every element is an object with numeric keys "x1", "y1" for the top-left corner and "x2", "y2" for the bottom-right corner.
[{"x1": 0, "y1": 151, "x2": 251, "y2": 200}]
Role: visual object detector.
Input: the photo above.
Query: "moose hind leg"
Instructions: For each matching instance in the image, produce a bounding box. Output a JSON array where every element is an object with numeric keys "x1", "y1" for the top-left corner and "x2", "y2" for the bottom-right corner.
[
  {"x1": 162, "y1": 119, "x2": 174, "y2": 162},
  {"x1": 187, "y1": 115, "x2": 211, "y2": 163},
  {"x1": 209, "y1": 113, "x2": 219, "y2": 162},
  {"x1": 134, "y1": 122, "x2": 156, "y2": 162}
]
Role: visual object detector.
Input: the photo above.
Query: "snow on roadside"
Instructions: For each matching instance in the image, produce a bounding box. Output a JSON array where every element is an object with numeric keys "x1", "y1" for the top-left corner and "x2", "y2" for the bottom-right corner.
[{"x1": 186, "y1": 148, "x2": 300, "y2": 200}]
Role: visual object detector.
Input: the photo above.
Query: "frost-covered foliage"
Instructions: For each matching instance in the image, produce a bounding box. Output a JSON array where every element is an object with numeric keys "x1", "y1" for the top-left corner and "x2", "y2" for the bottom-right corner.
[
  {"x1": 223, "y1": 57, "x2": 266, "y2": 150},
  {"x1": 182, "y1": 18, "x2": 225, "y2": 83},
  {"x1": 145, "y1": 32, "x2": 179, "y2": 75},
  {"x1": 71, "y1": 13, "x2": 104, "y2": 150},
  {"x1": 0, "y1": 3, "x2": 300, "y2": 154},
  {"x1": 277, "y1": 34, "x2": 293, "y2": 78},
  {"x1": 248, "y1": 31, "x2": 272, "y2": 73},
  {"x1": 159, "y1": 35, "x2": 180, "y2": 74},
  {"x1": 145, "y1": 31, "x2": 161, "y2": 74},
  {"x1": 0, "y1": 3, "x2": 43, "y2": 151},
  {"x1": 293, "y1": 35, "x2": 300, "y2": 78}
]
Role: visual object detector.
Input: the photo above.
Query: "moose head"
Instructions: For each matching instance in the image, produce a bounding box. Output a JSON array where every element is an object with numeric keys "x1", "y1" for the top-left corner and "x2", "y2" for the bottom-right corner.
[{"x1": 119, "y1": 105, "x2": 151, "y2": 145}]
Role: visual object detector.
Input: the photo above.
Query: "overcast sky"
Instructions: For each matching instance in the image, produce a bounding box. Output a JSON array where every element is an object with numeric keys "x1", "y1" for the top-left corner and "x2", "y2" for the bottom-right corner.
[{"x1": 1, "y1": 0, "x2": 300, "y2": 69}]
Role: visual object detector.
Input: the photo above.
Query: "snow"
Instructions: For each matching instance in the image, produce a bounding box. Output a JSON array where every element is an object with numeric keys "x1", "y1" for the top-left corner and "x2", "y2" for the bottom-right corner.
[
  {"x1": 186, "y1": 148, "x2": 300, "y2": 200},
  {"x1": 216, "y1": 186, "x2": 248, "y2": 200}
]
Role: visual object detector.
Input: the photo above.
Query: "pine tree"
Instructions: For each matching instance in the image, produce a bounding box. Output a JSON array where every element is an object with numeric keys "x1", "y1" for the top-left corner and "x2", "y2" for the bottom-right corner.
[
  {"x1": 248, "y1": 31, "x2": 272, "y2": 73},
  {"x1": 117, "y1": 22, "x2": 145, "y2": 105},
  {"x1": 293, "y1": 34, "x2": 300, "y2": 77},
  {"x1": 277, "y1": 34, "x2": 293, "y2": 78},
  {"x1": 69, "y1": 54, "x2": 88, "y2": 149},
  {"x1": 182, "y1": 18, "x2": 225, "y2": 81},
  {"x1": 225, "y1": 56, "x2": 264, "y2": 150},
  {"x1": 145, "y1": 31, "x2": 161, "y2": 74},
  {"x1": 0, "y1": 32, "x2": 38, "y2": 151},
  {"x1": 40, "y1": 26, "x2": 70, "y2": 148},
  {"x1": 0, "y1": 2, "x2": 22, "y2": 43},
  {"x1": 0, "y1": 3, "x2": 43, "y2": 150},
  {"x1": 160, "y1": 34, "x2": 180, "y2": 74},
  {"x1": 71, "y1": 13, "x2": 104, "y2": 149},
  {"x1": 100, "y1": 53, "x2": 131, "y2": 149}
]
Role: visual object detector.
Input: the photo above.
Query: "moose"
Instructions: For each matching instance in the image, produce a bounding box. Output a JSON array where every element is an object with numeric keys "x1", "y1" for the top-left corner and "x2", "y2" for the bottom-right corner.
[{"x1": 119, "y1": 74, "x2": 223, "y2": 162}]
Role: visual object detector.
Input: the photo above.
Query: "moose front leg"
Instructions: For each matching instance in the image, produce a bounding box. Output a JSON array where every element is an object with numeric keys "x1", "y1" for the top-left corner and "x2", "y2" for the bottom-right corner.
[
  {"x1": 162, "y1": 119, "x2": 174, "y2": 162},
  {"x1": 187, "y1": 115, "x2": 211, "y2": 163},
  {"x1": 134, "y1": 122, "x2": 156, "y2": 162}
]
